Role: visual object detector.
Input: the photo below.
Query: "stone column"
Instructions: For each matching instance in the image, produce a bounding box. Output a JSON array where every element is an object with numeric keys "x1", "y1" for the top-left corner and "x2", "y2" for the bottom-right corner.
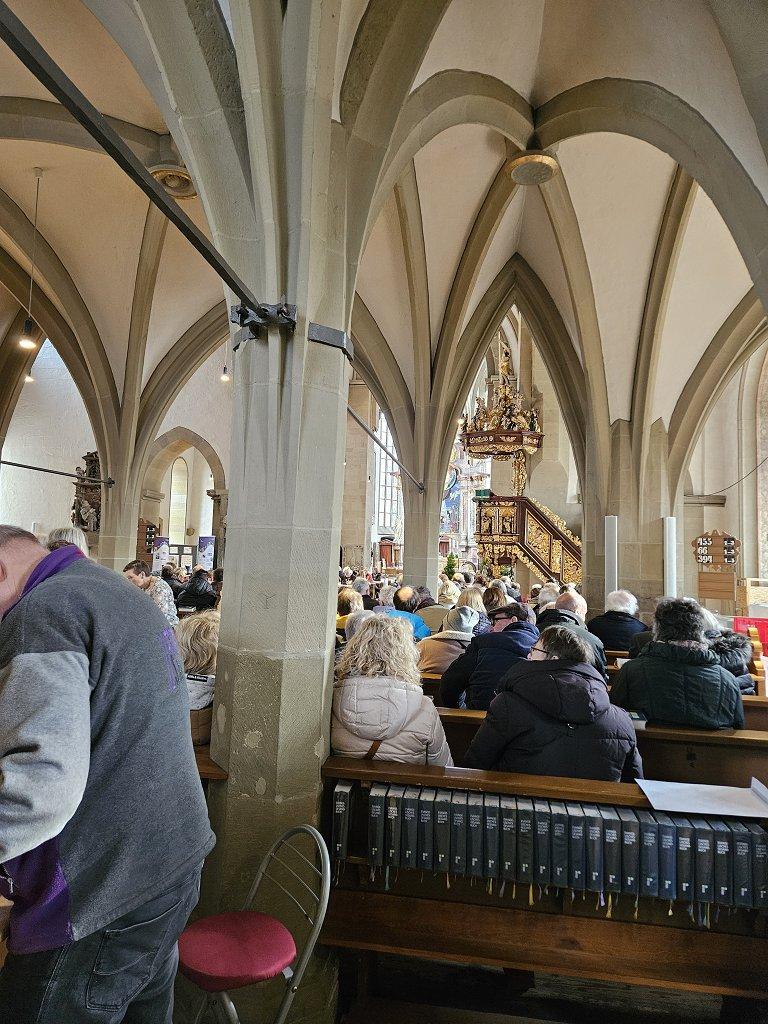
[
  {"x1": 402, "y1": 475, "x2": 442, "y2": 593},
  {"x1": 340, "y1": 380, "x2": 376, "y2": 568},
  {"x1": 582, "y1": 419, "x2": 673, "y2": 618},
  {"x1": 96, "y1": 482, "x2": 140, "y2": 571},
  {"x1": 207, "y1": 487, "x2": 229, "y2": 565}
]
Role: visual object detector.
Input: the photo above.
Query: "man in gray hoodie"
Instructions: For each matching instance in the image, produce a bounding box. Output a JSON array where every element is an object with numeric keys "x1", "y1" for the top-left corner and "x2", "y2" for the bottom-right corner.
[{"x1": 0, "y1": 525, "x2": 215, "y2": 1023}]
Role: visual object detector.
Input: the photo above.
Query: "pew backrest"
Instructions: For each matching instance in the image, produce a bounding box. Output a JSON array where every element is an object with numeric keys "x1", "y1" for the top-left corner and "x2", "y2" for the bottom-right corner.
[{"x1": 436, "y1": 707, "x2": 768, "y2": 787}]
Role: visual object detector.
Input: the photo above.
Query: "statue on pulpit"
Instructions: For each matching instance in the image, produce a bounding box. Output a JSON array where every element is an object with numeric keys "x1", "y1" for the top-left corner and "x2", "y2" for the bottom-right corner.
[
  {"x1": 474, "y1": 396, "x2": 489, "y2": 431},
  {"x1": 529, "y1": 407, "x2": 541, "y2": 433}
]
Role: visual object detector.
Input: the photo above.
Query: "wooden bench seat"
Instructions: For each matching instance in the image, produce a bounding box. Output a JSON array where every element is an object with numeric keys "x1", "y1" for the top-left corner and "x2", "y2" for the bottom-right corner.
[
  {"x1": 195, "y1": 745, "x2": 228, "y2": 781},
  {"x1": 437, "y1": 708, "x2": 768, "y2": 786},
  {"x1": 320, "y1": 756, "x2": 768, "y2": 1001}
]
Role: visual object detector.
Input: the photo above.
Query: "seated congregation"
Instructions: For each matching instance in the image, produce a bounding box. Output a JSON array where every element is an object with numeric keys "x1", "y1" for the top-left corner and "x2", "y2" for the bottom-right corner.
[{"x1": 331, "y1": 572, "x2": 751, "y2": 783}]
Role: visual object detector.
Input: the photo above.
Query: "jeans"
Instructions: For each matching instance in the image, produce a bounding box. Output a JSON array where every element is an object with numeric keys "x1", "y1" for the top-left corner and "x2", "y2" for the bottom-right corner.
[{"x1": 0, "y1": 867, "x2": 201, "y2": 1024}]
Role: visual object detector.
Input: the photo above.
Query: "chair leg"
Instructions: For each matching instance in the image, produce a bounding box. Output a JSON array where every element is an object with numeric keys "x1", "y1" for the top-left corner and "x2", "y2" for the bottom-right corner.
[
  {"x1": 273, "y1": 985, "x2": 298, "y2": 1024},
  {"x1": 191, "y1": 993, "x2": 209, "y2": 1024},
  {"x1": 209, "y1": 991, "x2": 240, "y2": 1024}
]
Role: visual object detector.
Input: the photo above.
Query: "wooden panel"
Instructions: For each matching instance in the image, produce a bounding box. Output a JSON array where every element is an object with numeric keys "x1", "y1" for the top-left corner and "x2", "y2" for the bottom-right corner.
[
  {"x1": 195, "y1": 745, "x2": 228, "y2": 781},
  {"x1": 698, "y1": 571, "x2": 737, "y2": 601},
  {"x1": 743, "y1": 695, "x2": 768, "y2": 730},
  {"x1": 321, "y1": 890, "x2": 768, "y2": 998}
]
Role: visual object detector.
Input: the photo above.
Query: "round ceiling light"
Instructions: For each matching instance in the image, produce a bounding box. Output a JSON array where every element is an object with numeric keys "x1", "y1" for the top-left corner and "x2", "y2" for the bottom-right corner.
[
  {"x1": 507, "y1": 151, "x2": 559, "y2": 185},
  {"x1": 150, "y1": 164, "x2": 197, "y2": 200}
]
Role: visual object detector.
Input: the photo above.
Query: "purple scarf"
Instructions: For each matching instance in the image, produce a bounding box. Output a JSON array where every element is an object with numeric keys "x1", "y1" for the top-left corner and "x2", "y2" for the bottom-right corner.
[{"x1": 3, "y1": 544, "x2": 85, "y2": 621}]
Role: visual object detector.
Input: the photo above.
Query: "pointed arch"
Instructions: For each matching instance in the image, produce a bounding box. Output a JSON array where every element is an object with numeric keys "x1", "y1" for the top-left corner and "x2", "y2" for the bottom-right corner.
[
  {"x1": 535, "y1": 78, "x2": 768, "y2": 316},
  {"x1": 668, "y1": 289, "x2": 767, "y2": 504},
  {"x1": 144, "y1": 425, "x2": 225, "y2": 495}
]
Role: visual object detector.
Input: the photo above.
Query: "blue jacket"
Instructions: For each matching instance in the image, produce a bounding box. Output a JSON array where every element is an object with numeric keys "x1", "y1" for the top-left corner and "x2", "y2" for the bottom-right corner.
[
  {"x1": 438, "y1": 621, "x2": 539, "y2": 710},
  {"x1": 384, "y1": 608, "x2": 431, "y2": 640}
]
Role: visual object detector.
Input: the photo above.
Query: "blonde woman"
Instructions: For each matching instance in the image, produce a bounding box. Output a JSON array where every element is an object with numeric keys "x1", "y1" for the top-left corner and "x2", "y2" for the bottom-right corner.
[
  {"x1": 46, "y1": 526, "x2": 89, "y2": 556},
  {"x1": 175, "y1": 610, "x2": 220, "y2": 712},
  {"x1": 437, "y1": 579, "x2": 461, "y2": 606},
  {"x1": 455, "y1": 585, "x2": 492, "y2": 635},
  {"x1": 332, "y1": 615, "x2": 453, "y2": 766}
]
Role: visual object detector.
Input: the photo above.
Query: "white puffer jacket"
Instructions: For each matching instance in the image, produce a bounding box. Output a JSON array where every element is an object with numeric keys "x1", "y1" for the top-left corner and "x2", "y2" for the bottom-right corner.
[{"x1": 332, "y1": 674, "x2": 453, "y2": 767}]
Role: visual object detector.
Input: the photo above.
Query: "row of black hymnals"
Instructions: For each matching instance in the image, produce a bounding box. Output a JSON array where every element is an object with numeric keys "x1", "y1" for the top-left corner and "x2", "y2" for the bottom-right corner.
[{"x1": 331, "y1": 781, "x2": 768, "y2": 911}]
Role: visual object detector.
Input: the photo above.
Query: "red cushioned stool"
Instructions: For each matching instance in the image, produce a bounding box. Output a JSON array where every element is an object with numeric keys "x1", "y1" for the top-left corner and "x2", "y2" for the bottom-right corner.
[{"x1": 180, "y1": 825, "x2": 330, "y2": 1024}]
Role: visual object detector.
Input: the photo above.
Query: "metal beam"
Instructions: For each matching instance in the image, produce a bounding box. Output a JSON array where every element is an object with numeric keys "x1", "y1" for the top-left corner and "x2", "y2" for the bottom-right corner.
[
  {"x1": 347, "y1": 405, "x2": 424, "y2": 493},
  {"x1": 0, "y1": 0, "x2": 352, "y2": 359},
  {"x1": 1, "y1": 458, "x2": 114, "y2": 486}
]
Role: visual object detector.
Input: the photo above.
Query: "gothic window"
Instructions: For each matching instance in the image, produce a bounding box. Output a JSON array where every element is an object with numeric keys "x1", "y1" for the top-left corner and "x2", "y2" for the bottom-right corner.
[
  {"x1": 374, "y1": 413, "x2": 402, "y2": 533},
  {"x1": 169, "y1": 457, "x2": 189, "y2": 544}
]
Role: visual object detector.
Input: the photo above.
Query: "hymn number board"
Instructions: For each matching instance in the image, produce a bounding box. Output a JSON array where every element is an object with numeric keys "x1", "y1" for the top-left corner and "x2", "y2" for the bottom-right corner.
[{"x1": 692, "y1": 530, "x2": 740, "y2": 571}]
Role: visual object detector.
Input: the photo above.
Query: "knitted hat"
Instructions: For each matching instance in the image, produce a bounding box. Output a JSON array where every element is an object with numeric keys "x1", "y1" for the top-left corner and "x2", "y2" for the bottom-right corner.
[{"x1": 443, "y1": 606, "x2": 479, "y2": 634}]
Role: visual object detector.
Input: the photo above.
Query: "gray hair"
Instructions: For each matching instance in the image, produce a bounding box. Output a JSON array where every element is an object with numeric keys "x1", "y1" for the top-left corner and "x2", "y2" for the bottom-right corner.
[
  {"x1": 47, "y1": 526, "x2": 89, "y2": 556},
  {"x1": 378, "y1": 585, "x2": 396, "y2": 607},
  {"x1": 345, "y1": 610, "x2": 375, "y2": 641},
  {"x1": 537, "y1": 582, "x2": 560, "y2": 609},
  {"x1": 698, "y1": 606, "x2": 723, "y2": 634},
  {"x1": 352, "y1": 577, "x2": 370, "y2": 596},
  {"x1": 0, "y1": 524, "x2": 41, "y2": 549},
  {"x1": 605, "y1": 589, "x2": 638, "y2": 615}
]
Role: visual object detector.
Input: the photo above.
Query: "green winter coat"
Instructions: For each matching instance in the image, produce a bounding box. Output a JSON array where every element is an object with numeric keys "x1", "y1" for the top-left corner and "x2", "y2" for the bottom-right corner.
[{"x1": 610, "y1": 640, "x2": 744, "y2": 730}]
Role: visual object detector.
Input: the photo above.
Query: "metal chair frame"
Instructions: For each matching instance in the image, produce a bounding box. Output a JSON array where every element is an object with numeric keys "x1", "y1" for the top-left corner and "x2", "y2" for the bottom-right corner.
[{"x1": 189, "y1": 824, "x2": 331, "y2": 1024}]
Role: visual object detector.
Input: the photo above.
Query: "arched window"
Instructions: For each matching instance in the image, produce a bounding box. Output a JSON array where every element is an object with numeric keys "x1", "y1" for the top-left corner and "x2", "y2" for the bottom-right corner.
[
  {"x1": 374, "y1": 413, "x2": 402, "y2": 533},
  {"x1": 168, "y1": 457, "x2": 188, "y2": 544}
]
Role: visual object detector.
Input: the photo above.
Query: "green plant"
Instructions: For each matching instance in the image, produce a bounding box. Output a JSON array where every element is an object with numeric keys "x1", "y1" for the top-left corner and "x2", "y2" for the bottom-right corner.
[{"x1": 444, "y1": 552, "x2": 459, "y2": 578}]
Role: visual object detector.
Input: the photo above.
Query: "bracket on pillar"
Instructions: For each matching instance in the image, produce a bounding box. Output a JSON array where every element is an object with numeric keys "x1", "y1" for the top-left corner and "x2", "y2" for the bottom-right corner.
[
  {"x1": 0, "y1": 1, "x2": 353, "y2": 364},
  {"x1": 230, "y1": 305, "x2": 354, "y2": 362}
]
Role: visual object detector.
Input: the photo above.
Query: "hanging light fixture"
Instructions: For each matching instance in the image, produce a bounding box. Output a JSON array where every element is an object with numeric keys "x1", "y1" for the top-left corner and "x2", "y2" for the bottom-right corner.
[
  {"x1": 220, "y1": 364, "x2": 230, "y2": 383},
  {"x1": 19, "y1": 167, "x2": 43, "y2": 351},
  {"x1": 24, "y1": 374, "x2": 34, "y2": 383}
]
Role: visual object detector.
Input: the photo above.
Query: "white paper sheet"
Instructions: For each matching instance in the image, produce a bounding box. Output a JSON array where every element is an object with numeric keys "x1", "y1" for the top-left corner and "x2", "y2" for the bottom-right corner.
[{"x1": 637, "y1": 777, "x2": 768, "y2": 817}]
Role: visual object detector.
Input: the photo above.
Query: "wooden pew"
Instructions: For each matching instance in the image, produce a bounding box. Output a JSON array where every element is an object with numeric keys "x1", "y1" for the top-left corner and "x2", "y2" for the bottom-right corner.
[
  {"x1": 320, "y1": 756, "x2": 768, "y2": 1001},
  {"x1": 420, "y1": 673, "x2": 441, "y2": 701},
  {"x1": 437, "y1": 708, "x2": 768, "y2": 786},
  {"x1": 195, "y1": 744, "x2": 228, "y2": 781},
  {"x1": 745, "y1": 626, "x2": 766, "y2": 696}
]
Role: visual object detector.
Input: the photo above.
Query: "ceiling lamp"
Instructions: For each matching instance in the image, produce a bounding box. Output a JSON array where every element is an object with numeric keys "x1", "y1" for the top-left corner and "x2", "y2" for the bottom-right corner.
[
  {"x1": 24, "y1": 374, "x2": 34, "y2": 383},
  {"x1": 19, "y1": 167, "x2": 43, "y2": 351},
  {"x1": 220, "y1": 364, "x2": 230, "y2": 383},
  {"x1": 507, "y1": 151, "x2": 559, "y2": 186},
  {"x1": 150, "y1": 164, "x2": 197, "y2": 200}
]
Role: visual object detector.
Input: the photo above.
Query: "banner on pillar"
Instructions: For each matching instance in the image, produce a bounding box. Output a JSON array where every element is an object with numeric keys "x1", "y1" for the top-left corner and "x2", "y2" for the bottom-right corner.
[
  {"x1": 197, "y1": 536, "x2": 215, "y2": 570},
  {"x1": 152, "y1": 536, "x2": 170, "y2": 574}
]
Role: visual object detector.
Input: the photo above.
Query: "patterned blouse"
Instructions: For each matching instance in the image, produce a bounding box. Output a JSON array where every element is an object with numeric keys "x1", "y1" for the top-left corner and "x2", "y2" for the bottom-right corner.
[{"x1": 149, "y1": 576, "x2": 179, "y2": 626}]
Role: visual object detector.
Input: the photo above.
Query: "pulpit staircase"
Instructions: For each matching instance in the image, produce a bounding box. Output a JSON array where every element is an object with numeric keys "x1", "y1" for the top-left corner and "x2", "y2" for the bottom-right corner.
[{"x1": 474, "y1": 493, "x2": 582, "y2": 585}]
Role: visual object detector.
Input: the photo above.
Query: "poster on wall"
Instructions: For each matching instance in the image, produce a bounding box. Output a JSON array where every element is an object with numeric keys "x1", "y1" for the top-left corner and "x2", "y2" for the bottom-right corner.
[
  {"x1": 152, "y1": 536, "x2": 170, "y2": 574},
  {"x1": 198, "y1": 536, "x2": 215, "y2": 570}
]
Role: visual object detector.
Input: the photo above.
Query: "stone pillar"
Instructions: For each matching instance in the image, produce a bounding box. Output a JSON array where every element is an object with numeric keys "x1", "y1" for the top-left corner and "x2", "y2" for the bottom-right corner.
[
  {"x1": 96, "y1": 483, "x2": 140, "y2": 571},
  {"x1": 402, "y1": 476, "x2": 442, "y2": 593},
  {"x1": 582, "y1": 419, "x2": 673, "y2": 618},
  {"x1": 207, "y1": 487, "x2": 228, "y2": 565},
  {"x1": 203, "y1": 331, "x2": 348, "y2": 1021},
  {"x1": 340, "y1": 381, "x2": 376, "y2": 568}
]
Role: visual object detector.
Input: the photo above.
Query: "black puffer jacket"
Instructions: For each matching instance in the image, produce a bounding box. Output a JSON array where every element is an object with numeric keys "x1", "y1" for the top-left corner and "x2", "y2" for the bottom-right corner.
[
  {"x1": 709, "y1": 631, "x2": 756, "y2": 695},
  {"x1": 438, "y1": 622, "x2": 539, "y2": 710},
  {"x1": 463, "y1": 660, "x2": 642, "y2": 782},
  {"x1": 177, "y1": 572, "x2": 217, "y2": 611},
  {"x1": 611, "y1": 641, "x2": 744, "y2": 729}
]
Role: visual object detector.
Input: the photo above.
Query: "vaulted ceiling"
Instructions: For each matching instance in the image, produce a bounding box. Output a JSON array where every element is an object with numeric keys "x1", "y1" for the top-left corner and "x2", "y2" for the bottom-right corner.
[{"x1": 0, "y1": 0, "x2": 766, "y2": 518}]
